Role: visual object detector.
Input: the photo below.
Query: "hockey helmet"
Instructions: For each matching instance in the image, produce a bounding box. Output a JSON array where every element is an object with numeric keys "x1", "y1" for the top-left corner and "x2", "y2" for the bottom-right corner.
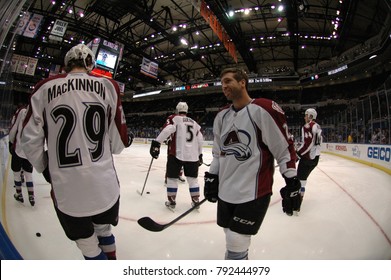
[
  {"x1": 305, "y1": 108, "x2": 317, "y2": 120},
  {"x1": 176, "y1": 102, "x2": 188, "y2": 114},
  {"x1": 64, "y1": 44, "x2": 95, "y2": 72}
]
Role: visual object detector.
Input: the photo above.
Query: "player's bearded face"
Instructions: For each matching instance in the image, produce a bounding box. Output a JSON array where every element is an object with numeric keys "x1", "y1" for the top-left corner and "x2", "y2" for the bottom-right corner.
[
  {"x1": 226, "y1": 85, "x2": 241, "y2": 101},
  {"x1": 221, "y1": 75, "x2": 243, "y2": 101}
]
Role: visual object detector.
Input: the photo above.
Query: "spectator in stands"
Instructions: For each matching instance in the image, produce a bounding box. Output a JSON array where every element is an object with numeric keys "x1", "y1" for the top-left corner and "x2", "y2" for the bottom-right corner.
[{"x1": 348, "y1": 133, "x2": 353, "y2": 143}]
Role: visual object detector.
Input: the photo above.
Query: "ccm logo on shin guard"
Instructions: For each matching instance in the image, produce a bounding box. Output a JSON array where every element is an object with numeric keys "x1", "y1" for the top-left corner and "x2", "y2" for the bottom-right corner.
[
  {"x1": 205, "y1": 178, "x2": 215, "y2": 182},
  {"x1": 233, "y1": 216, "x2": 255, "y2": 225},
  {"x1": 290, "y1": 190, "x2": 299, "y2": 197}
]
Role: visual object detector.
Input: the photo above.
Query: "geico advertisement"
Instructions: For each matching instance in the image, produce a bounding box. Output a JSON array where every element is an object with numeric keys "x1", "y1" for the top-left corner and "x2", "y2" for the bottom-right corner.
[
  {"x1": 322, "y1": 143, "x2": 391, "y2": 171},
  {"x1": 367, "y1": 146, "x2": 390, "y2": 162}
]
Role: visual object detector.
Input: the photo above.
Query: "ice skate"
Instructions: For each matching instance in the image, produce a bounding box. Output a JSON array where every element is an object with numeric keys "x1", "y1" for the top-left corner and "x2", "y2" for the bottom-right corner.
[
  {"x1": 29, "y1": 195, "x2": 35, "y2": 206},
  {"x1": 14, "y1": 193, "x2": 24, "y2": 203},
  {"x1": 191, "y1": 198, "x2": 200, "y2": 210},
  {"x1": 165, "y1": 200, "x2": 176, "y2": 212}
]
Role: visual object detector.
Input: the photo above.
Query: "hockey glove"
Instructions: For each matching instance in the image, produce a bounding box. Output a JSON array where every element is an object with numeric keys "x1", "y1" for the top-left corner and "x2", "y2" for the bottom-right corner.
[
  {"x1": 198, "y1": 154, "x2": 203, "y2": 166},
  {"x1": 204, "y1": 172, "x2": 219, "y2": 203},
  {"x1": 149, "y1": 140, "x2": 161, "y2": 159},
  {"x1": 280, "y1": 176, "x2": 301, "y2": 216},
  {"x1": 42, "y1": 166, "x2": 51, "y2": 184}
]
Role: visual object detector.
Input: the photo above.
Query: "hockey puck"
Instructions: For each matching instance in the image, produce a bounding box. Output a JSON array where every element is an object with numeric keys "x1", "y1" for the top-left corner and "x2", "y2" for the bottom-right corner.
[
  {"x1": 36, "y1": 232, "x2": 41, "y2": 237},
  {"x1": 146, "y1": 191, "x2": 150, "y2": 194}
]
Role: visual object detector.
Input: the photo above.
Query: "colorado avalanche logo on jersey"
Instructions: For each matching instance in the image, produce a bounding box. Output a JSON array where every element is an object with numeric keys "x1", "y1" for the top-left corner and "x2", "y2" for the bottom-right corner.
[{"x1": 221, "y1": 126, "x2": 252, "y2": 161}]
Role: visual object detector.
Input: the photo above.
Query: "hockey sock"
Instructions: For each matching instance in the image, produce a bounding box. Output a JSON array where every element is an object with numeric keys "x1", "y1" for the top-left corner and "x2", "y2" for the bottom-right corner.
[
  {"x1": 98, "y1": 234, "x2": 116, "y2": 260},
  {"x1": 14, "y1": 179, "x2": 22, "y2": 193},
  {"x1": 300, "y1": 180, "x2": 307, "y2": 191},
  {"x1": 76, "y1": 233, "x2": 105, "y2": 260},
  {"x1": 27, "y1": 181, "x2": 34, "y2": 195},
  {"x1": 84, "y1": 250, "x2": 107, "y2": 260},
  {"x1": 225, "y1": 250, "x2": 249, "y2": 260},
  {"x1": 166, "y1": 178, "x2": 178, "y2": 201},
  {"x1": 190, "y1": 187, "x2": 200, "y2": 200},
  {"x1": 13, "y1": 176, "x2": 23, "y2": 202},
  {"x1": 188, "y1": 177, "x2": 200, "y2": 201}
]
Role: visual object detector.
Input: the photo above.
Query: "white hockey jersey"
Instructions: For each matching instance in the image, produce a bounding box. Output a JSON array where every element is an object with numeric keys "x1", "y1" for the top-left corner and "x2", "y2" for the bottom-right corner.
[
  {"x1": 156, "y1": 114, "x2": 203, "y2": 162},
  {"x1": 21, "y1": 72, "x2": 130, "y2": 217},
  {"x1": 9, "y1": 106, "x2": 28, "y2": 159},
  {"x1": 209, "y1": 98, "x2": 297, "y2": 204},
  {"x1": 297, "y1": 120, "x2": 322, "y2": 160}
]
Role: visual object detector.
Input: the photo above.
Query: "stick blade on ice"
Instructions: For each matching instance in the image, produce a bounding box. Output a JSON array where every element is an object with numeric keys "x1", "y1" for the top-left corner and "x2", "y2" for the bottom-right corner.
[
  {"x1": 137, "y1": 217, "x2": 165, "y2": 232},
  {"x1": 137, "y1": 199, "x2": 207, "y2": 232}
]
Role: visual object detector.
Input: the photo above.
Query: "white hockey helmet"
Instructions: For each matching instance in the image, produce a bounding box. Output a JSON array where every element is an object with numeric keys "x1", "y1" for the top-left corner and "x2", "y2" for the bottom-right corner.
[
  {"x1": 305, "y1": 108, "x2": 317, "y2": 120},
  {"x1": 64, "y1": 44, "x2": 95, "y2": 72},
  {"x1": 176, "y1": 102, "x2": 188, "y2": 114}
]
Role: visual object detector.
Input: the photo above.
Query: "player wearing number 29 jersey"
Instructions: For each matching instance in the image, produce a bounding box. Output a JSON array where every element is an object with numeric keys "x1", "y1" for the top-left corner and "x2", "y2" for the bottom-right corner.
[
  {"x1": 21, "y1": 44, "x2": 131, "y2": 260},
  {"x1": 22, "y1": 70, "x2": 130, "y2": 217}
]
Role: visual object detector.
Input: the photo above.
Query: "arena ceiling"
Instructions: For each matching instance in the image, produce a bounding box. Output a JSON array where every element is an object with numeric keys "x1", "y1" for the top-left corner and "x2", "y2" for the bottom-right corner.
[{"x1": 12, "y1": 0, "x2": 391, "y2": 92}]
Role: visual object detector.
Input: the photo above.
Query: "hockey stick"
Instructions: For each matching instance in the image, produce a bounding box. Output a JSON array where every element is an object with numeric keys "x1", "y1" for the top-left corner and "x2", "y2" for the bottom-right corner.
[
  {"x1": 202, "y1": 162, "x2": 211, "y2": 167},
  {"x1": 137, "y1": 157, "x2": 154, "y2": 196},
  {"x1": 138, "y1": 198, "x2": 207, "y2": 232}
]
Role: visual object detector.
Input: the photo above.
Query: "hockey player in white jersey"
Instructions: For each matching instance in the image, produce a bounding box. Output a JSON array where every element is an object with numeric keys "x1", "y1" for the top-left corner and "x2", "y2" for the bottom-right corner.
[
  {"x1": 150, "y1": 102, "x2": 204, "y2": 209},
  {"x1": 8, "y1": 104, "x2": 35, "y2": 206},
  {"x1": 203, "y1": 68, "x2": 301, "y2": 260},
  {"x1": 296, "y1": 108, "x2": 322, "y2": 208},
  {"x1": 21, "y1": 44, "x2": 133, "y2": 260}
]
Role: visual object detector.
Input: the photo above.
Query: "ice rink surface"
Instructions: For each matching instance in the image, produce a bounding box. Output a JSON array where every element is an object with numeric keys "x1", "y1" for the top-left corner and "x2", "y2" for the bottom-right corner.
[{"x1": 2, "y1": 143, "x2": 391, "y2": 260}]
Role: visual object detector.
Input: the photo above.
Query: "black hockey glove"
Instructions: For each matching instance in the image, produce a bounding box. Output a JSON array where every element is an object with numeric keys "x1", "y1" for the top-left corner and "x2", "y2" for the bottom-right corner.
[
  {"x1": 42, "y1": 166, "x2": 51, "y2": 184},
  {"x1": 149, "y1": 140, "x2": 161, "y2": 159},
  {"x1": 204, "y1": 172, "x2": 219, "y2": 203},
  {"x1": 280, "y1": 176, "x2": 301, "y2": 216},
  {"x1": 198, "y1": 154, "x2": 203, "y2": 166},
  {"x1": 8, "y1": 142, "x2": 13, "y2": 154}
]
